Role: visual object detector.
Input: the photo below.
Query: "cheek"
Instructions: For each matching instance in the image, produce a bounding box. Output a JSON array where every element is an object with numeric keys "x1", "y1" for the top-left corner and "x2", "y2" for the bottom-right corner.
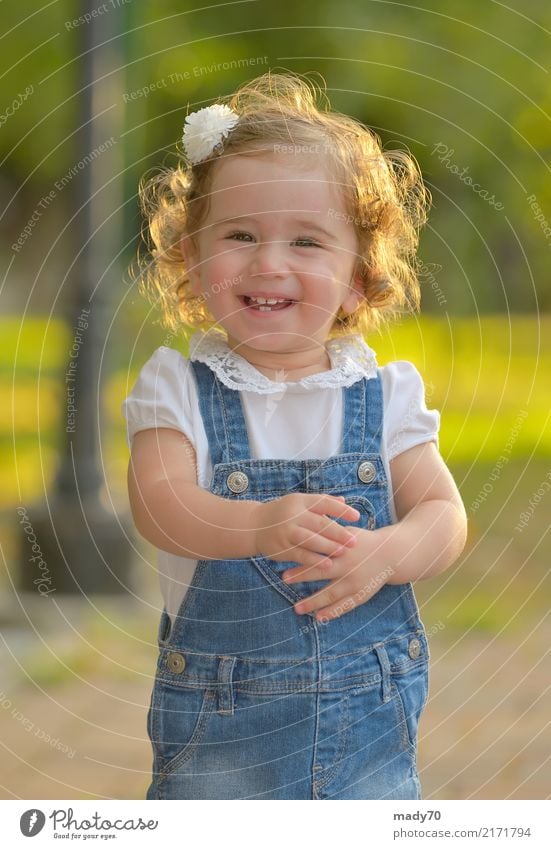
[
  {"x1": 202, "y1": 254, "x2": 227, "y2": 280},
  {"x1": 209, "y1": 248, "x2": 244, "y2": 277}
]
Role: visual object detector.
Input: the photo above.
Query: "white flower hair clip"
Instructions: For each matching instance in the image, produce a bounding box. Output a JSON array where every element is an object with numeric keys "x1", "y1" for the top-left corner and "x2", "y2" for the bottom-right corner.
[{"x1": 182, "y1": 103, "x2": 239, "y2": 165}]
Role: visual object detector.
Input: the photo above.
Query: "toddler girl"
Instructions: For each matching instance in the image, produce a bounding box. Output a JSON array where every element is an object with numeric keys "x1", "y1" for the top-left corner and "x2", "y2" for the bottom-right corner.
[{"x1": 122, "y1": 71, "x2": 467, "y2": 800}]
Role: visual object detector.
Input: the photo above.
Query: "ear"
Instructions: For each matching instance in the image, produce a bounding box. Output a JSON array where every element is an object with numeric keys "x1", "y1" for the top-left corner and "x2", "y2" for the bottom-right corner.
[
  {"x1": 180, "y1": 234, "x2": 201, "y2": 295},
  {"x1": 341, "y1": 269, "x2": 366, "y2": 315}
]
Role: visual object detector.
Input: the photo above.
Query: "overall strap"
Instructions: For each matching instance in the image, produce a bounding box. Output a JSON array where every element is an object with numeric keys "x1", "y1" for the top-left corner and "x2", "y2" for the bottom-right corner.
[
  {"x1": 340, "y1": 371, "x2": 384, "y2": 455},
  {"x1": 189, "y1": 360, "x2": 252, "y2": 465}
]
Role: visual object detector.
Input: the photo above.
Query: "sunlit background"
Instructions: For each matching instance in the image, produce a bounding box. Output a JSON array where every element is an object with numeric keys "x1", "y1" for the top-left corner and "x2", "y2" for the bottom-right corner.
[{"x1": 0, "y1": 0, "x2": 549, "y2": 800}]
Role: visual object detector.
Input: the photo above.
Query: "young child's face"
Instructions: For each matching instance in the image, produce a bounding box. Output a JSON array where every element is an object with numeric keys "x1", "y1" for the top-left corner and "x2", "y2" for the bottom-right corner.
[{"x1": 182, "y1": 150, "x2": 364, "y2": 355}]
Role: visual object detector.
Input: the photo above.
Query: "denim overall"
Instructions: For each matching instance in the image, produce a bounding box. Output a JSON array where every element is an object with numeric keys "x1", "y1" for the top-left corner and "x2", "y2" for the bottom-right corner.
[{"x1": 145, "y1": 359, "x2": 430, "y2": 800}]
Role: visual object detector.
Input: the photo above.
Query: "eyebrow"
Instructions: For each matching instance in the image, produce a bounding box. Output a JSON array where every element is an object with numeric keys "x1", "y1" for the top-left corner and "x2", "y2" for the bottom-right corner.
[{"x1": 210, "y1": 216, "x2": 337, "y2": 239}]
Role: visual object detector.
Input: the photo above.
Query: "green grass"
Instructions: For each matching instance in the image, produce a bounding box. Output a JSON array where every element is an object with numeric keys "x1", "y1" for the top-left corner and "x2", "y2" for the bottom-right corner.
[
  {"x1": 415, "y1": 458, "x2": 550, "y2": 636},
  {"x1": 20, "y1": 612, "x2": 159, "y2": 690}
]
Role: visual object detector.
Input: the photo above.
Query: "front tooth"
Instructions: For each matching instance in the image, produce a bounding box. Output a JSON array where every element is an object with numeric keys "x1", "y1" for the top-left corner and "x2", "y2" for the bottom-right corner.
[
  {"x1": 266, "y1": 298, "x2": 278, "y2": 304},
  {"x1": 259, "y1": 305, "x2": 271, "y2": 311},
  {"x1": 254, "y1": 297, "x2": 267, "y2": 304}
]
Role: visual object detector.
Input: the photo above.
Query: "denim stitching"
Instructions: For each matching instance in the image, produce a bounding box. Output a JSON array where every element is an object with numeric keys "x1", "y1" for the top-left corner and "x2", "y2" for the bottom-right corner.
[
  {"x1": 156, "y1": 630, "x2": 426, "y2": 664},
  {"x1": 157, "y1": 689, "x2": 217, "y2": 780},
  {"x1": 314, "y1": 692, "x2": 351, "y2": 791},
  {"x1": 390, "y1": 681, "x2": 415, "y2": 753}
]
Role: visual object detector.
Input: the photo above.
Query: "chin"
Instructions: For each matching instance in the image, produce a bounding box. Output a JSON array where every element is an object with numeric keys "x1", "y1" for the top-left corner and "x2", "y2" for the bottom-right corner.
[{"x1": 234, "y1": 335, "x2": 289, "y2": 349}]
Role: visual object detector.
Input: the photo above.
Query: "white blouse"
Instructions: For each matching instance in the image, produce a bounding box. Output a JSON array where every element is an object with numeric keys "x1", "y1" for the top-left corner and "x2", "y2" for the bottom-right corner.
[{"x1": 122, "y1": 327, "x2": 440, "y2": 624}]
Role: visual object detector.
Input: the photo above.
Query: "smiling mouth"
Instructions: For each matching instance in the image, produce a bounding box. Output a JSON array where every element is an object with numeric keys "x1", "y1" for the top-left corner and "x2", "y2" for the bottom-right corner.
[{"x1": 241, "y1": 296, "x2": 296, "y2": 311}]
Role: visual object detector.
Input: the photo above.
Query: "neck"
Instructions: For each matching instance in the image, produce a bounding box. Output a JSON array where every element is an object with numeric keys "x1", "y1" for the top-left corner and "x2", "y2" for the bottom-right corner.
[{"x1": 226, "y1": 337, "x2": 332, "y2": 382}]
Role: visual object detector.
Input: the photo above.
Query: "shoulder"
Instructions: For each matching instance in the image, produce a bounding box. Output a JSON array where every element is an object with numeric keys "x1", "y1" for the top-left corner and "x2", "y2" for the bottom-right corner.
[
  {"x1": 121, "y1": 346, "x2": 198, "y2": 446},
  {"x1": 148, "y1": 344, "x2": 189, "y2": 371},
  {"x1": 377, "y1": 359, "x2": 430, "y2": 398},
  {"x1": 376, "y1": 360, "x2": 440, "y2": 461},
  {"x1": 130, "y1": 346, "x2": 193, "y2": 390}
]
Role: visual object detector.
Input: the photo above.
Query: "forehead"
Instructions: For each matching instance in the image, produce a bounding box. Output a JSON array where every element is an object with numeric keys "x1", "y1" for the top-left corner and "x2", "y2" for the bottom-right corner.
[{"x1": 206, "y1": 151, "x2": 349, "y2": 217}]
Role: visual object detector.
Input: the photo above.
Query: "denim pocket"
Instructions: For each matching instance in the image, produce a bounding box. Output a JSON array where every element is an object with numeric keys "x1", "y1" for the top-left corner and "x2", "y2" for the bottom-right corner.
[
  {"x1": 390, "y1": 661, "x2": 429, "y2": 752},
  {"x1": 150, "y1": 681, "x2": 216, "y2": 778}
]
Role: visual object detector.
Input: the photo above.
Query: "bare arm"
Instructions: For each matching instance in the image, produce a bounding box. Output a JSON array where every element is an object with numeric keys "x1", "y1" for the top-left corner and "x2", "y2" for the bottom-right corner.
[
  {"x1": 127, "y1": 427, "x2": 361, "y2": 563},
  {"x1": 128, "y1": 428, "x2": 261, "y2": 559},
  {"x1": 384, "y1": 440, "x2": 468, "y2": 583}
]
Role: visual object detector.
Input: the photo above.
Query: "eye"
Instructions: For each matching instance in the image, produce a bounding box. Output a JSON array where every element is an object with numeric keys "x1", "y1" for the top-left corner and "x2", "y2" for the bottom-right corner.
[
  {"x1": 226, "y1": 231, "x2": 254, "y2": 242},
  {"x1": 293, "y1": 238, "x2": 321, "y2": 247}
]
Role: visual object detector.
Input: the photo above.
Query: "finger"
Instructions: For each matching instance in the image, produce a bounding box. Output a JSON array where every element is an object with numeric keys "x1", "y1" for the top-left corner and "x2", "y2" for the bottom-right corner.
[
  {"x1": 282, "y1": 560, "x2": 334, "y2": 583},
  {"x1": 314, "y1": 596, "x2": 359, "y2": 622},
  {"x1": 309, "y1": 583, "x2": 378, "y2": 621},
  {"x1": 293, "y1": 583, "x2": 347, "y2": 616},
  {"x1": 291, "y1": 526, "x2": 351, "y2": 557},
  {"x1": 271, "y1": 548, "x2": 333, "y2": 570},
  {"x1": 308, "y1": 496, "x2": 361, "y2": 522},
  {"x1": 303, "y1": 513, "x2": 359, "y2": 547}
]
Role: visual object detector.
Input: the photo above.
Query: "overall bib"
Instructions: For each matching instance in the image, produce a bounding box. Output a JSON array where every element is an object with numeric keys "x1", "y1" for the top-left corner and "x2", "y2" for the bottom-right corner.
[{"x1": 146, "y1": 360, "x2": 429, "y2": 800}]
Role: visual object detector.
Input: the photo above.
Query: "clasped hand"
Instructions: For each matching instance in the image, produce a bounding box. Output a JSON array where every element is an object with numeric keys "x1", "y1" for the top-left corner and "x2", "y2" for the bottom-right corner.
[{"x1": 251, "y1": 494, "x2": 396, "y2": 622}]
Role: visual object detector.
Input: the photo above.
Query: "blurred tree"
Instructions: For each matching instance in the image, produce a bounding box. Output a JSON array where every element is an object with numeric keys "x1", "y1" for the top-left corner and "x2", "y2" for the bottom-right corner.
[{"x1": 1, "y1": 0, "x2": 549, "y2": 314}]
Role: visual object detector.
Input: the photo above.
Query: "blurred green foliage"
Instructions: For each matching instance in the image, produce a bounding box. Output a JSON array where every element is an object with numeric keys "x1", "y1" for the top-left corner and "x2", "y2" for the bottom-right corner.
[
  {"x1": 0, "y1": 313, "x2": 548, "y2": 509},
  {"x1": 1, "y1": 0, "x2": 550, "y2": 314}
]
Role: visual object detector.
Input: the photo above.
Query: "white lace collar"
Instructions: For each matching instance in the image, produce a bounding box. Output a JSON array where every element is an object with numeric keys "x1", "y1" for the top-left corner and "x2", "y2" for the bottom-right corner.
[{"x1": 188, "y1": 327, "x2": 378, "y2": 394}]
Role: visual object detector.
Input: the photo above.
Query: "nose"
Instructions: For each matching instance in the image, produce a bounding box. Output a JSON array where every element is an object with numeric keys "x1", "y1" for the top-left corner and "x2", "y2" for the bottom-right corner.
[{"x1": 249, "y1": 239, "x2": 288, "y2": 279}]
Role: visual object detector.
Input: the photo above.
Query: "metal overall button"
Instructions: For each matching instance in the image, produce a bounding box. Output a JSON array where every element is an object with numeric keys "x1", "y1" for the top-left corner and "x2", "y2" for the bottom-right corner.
[
  {"x1": 408, "y1": 638, "x2": 422, "y2": 660},
  {"x1": 357, "y1": 460, "x2": 377, "y2": 484},
  {"x1": 166, "y1": 652, "x2": 186, "y2": 674},
  {"x1": 226, "y1": 470, "x2": 249, "y2": 494}
]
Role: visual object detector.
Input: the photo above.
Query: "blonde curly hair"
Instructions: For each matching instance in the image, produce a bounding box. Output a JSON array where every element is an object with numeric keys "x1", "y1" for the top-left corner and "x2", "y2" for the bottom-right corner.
[{"x1": 135, "y1": 70, "x2": 430, "y2": 338}]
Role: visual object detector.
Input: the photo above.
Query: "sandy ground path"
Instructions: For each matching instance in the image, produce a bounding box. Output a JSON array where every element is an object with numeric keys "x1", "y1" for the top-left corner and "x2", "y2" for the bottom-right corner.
[{"x1": 0, "y1": 593, "x2": 548, "y2": 800}]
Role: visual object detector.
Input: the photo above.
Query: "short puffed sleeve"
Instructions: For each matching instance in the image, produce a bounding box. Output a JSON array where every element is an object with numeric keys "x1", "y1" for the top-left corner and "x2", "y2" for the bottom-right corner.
[
  {"x1": 381, "y1": 360, "x2": 440, "y2": 462},
  {"x1": 121, "y1": 347, "x2": 194, "y2": 449}
]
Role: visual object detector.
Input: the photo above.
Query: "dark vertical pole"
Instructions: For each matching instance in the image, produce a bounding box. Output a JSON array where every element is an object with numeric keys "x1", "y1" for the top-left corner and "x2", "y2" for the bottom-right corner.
[{"x1": 18, "y1": 0, "x2": 134, "y2": 595}]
